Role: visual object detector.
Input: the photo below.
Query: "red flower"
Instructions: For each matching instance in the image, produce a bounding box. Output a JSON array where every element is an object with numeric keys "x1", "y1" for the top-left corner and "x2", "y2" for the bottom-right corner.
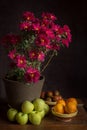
[
  {"x1": 35, "y1": 34, "x2": 50, "y2": 48},
  {"x1": 16, "y1": 55, "x2": 27, "y2": 69},
  {"x1": 22, "y1": 11, "x2": 35, "y2": 21},
  {"x1": 8, "y1": 50, "x2": 16, "y2": 60},
  {"x1": 37, "y1": 51, "x2": 45, "y2": 62},
  {"x1": 62, "y1": 39, "x2": 69, "y2": 48},
  {"x1": 25, "y1": 67, "x2": 40, "y2": 83},
  {"x1": 32, "y1": 23, "x2": 40, "y2": 32},
  {"x1": 19, "y1": 21, "x2": 32, "y2": 31},
  {"x1": 42, "y1": 12, "x2": 57, "y2": 21},
  {"x1": 29, "y1": 50, "x2": 45, "y2": 62},
  {"x1": 29, "y1": 50, "x2": 38, "y2": 60},
  {"x1": 45, "y1": 29, "x2": 55, "y2": 39},
  {"x1": 1, "y1": 34, "x2": 21, "y2": 47},
  {"x1": 63, "y1": 25, "x2": 72, "y2": 42}
]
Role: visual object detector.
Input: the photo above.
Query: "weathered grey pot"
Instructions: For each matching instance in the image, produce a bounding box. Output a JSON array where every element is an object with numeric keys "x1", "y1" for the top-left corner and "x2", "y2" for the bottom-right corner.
[{"x1": 3, "y1": 76, "x2": 45, "y2": 109}]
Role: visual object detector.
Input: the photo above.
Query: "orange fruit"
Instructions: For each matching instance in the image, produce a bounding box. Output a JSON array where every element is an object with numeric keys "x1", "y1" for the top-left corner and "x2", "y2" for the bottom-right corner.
[
  {"x1": 57, "y1": 99, "x2": 66, "y2": 107},
  {"x1": 53, "y1": 103, "x2": 64, "y2": 114},
  {"x1": 66, "y1": 98, "x2": 78, "y2": 106},
  {"x1": 64, "y1": 101, "x2": 77, "y2": 114}
]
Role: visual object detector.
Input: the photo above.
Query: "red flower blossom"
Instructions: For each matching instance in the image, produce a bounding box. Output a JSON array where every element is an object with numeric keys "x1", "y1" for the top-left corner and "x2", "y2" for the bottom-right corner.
[
  {"x1": 38, "y1": 51, "x2": 45, "y2": 62},
  {"x1": 42, "y1": 12, "x2": 57, "y2": 21},
  {"x1": 45, "y1": 29, "x2": 55, "y2": 39},
  {"x1": 62, "y1": 39, "x2": 69, "y2": 48},
  {"x1": 29, "y1": 50, "x2": 38, "y2": 60},
  {"x1": 22, "y1": 11, "x2": 35, "y2": 21},
  {"x1": 35, "y1": 34, "x2": 50, "y2": 48},
  {"x1": 8, "y1": 50, "x2": 16, "y2": 60},
  {"x1": 63, "y1": 25, "x2": 72, "y2": 42},
  {"x1": 19, "y1": 21, "x2": 32, "y2": 31},
  {"x1": 32, "y1": 23, "x2": 40, "y2": 32},
  {"x1": 16, "y1": 55, "x2": 27, "y2": 69},
  {"x1": 1, "y1": 34, "x2": 21, "y2": 47},
  {"x1": 25, "y1": 67, "x2": 40, "y2": 83},
  {"x1": 29, "y1": 50, "x2": 45, "y2": 62}
]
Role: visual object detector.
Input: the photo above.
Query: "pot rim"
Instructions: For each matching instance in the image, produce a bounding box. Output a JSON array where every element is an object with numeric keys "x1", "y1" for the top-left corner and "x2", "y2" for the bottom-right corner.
[{"x1": 2, "y1": 75, "x2": 45, "y2": 86}]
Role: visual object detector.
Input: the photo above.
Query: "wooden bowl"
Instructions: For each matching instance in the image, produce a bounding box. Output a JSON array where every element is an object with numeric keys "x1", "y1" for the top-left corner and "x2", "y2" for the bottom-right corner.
[{"x1": 51, "y1": 107, "x2": 78, "y2": 122}]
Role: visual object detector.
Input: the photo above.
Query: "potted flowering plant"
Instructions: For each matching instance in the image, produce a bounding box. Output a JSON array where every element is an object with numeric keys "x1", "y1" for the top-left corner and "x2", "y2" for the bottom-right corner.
[{"x1": 1, "y1": 11, "x2": 72, "y2": 108}]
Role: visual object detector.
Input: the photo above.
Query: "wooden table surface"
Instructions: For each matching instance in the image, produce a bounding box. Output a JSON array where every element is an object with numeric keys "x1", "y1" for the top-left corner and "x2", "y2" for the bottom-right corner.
[{"x1": 0, "y1": 99, "x2": 87, "y2": 130}]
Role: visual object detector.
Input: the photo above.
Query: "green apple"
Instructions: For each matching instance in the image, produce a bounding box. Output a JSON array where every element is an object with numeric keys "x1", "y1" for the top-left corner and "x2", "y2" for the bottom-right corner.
[
  {"x1": 44, "y1": 103, "x2": 50, "y2": 115},
  {"x1": 21, "y1": 100, "x2": 34, "y2": 114},
  {"x1": 28, "y1": 111, "x2": 36, "y2": 120},
  {"x1": 33, "y1": 98, "x2": 46, "y2": 111},
  {"x1": 16, "y1": 112, "x2": 28, "y2": 125},
  {"x1": 7, "y1": 108, "x2": 18, "y2": 122},
  {"x1": 38, "y1": 110, "x2": 45, "y2": 119},
  {"x1": 29, "y1": 111, "x2": 41, "y2": 125}
]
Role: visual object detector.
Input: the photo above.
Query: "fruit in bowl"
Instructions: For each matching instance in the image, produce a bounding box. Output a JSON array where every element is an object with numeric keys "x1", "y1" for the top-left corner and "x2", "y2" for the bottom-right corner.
[
  {"x1": 51, "y1": 98, "x2": 78, "y2": 122},
  {"x1": 40, "y1": 90, "x2": 63, "y2": 105},
  {"x1": 51, "y1": 107, "x2": 78, "y2": 122}
]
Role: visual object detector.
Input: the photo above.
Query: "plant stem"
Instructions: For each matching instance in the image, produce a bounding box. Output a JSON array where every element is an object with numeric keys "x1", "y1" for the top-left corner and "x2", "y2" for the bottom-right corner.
[{"x1": 41, "y1": 51, "x2": 55, "y2": 73}]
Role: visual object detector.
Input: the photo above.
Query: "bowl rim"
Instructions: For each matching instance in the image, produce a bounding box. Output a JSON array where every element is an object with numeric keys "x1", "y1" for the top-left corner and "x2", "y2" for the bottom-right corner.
[{"x1": 45, "y1": 100, "x2": 57, "y2": 105}]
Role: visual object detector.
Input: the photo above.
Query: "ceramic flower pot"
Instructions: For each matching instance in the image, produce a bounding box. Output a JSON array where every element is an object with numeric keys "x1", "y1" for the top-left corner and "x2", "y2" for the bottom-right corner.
[{"x1": 3, "y1": 76, "x2": 45, "y2": 109}]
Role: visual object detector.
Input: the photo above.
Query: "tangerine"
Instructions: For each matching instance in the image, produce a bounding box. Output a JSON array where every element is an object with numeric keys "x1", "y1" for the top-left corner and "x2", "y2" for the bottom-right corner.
[
  {"x1": 66, "y1": 98, "x2": 78, "y2": 106},
  {"x1": 57, "y1": 99, "x2": 66, "y2": 107},
  {"x1": 64, "y1": 101, "x2": 77, "y2": 114},
  {"x1": 53, "y1": 103, "x2": 64, "y2": 114}
]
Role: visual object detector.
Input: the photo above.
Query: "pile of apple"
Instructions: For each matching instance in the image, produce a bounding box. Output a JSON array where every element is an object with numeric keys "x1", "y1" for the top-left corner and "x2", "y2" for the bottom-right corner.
[{"x1": 7, "y1": 98, "x2": 50, "y2": 125}]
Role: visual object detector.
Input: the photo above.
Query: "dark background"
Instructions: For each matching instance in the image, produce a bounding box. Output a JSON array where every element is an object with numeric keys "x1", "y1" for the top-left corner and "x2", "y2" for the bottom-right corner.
[{"x1": 0, "y1": 0, "x2": 87, "y2": 100}]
